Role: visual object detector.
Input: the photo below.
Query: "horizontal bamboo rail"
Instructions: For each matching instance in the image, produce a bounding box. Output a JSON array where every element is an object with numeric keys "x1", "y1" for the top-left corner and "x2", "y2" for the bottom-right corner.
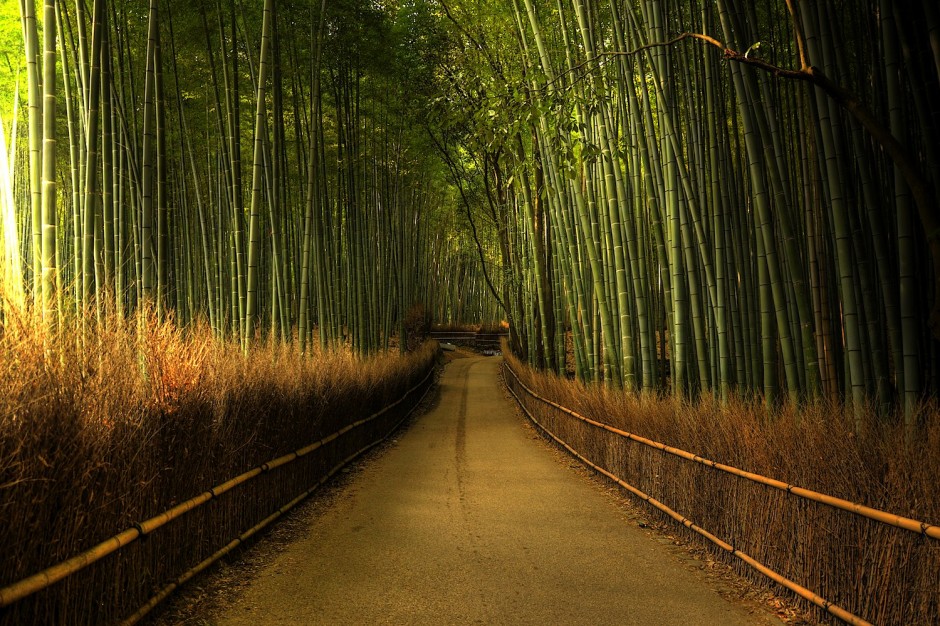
[
  {"x1": 428, "y1": 330, "x2": 507, "y2": 346},
  {"x1": 503, "y1": 363, "x2": 940, "y2": 540},
  {"x1": 0, "y1": 363, "x2": 436, "y2": 610},
  {"x1": 503, "y1": 365, "x2": 872, "y2": 626},
  {"x1": 121, "y1": 374, "x2": 436, "y2": 625}
]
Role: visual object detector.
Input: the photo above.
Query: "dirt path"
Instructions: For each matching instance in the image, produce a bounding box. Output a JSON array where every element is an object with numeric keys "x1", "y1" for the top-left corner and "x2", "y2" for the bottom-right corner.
[{"x1": 215, "y1": 356, "x2": 783, "y2": 625}]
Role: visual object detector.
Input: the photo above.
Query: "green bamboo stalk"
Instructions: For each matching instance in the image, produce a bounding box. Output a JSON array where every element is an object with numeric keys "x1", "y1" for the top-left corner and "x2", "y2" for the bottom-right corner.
[
  {"x1": 21, "y1": 0, "x2": 42, "y2": 307},
  {"x1": 139, "y1": 0, "x2": 157, "y2": 306},
  {"x1": 81, "y1": 0, "x2": 104, "y2": 320},
  {"x1": 243, "y1": 0, "x2": 273, "y2": 348},
  {"x1": 39, "y1": 0, "x2": 57, "y2": 327},
  {"x1": 154, "y1": 13, "x2": 168, "y2": 319}
]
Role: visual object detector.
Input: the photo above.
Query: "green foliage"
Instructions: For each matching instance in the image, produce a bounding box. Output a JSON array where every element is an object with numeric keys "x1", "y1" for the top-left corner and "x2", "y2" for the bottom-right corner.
[{"x1": 0, "y1": 0, "x2": 23, "y2": 127}]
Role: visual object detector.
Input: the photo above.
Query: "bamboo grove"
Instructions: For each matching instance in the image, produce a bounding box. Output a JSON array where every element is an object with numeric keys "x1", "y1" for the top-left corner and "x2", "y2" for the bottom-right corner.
[
  {"x1": 3, "y1": 0, "x2": 938, "y2": 421},
  {"x1": 0, "y1": 0, "x2": 502, "y2": 355},
  {"x1": 434, "y1": 0, "x2": 940, "y2": 423}
]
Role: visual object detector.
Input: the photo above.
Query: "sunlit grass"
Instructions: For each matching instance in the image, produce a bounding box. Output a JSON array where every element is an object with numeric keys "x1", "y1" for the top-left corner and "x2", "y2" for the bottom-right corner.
[{"x1": 0, "y1": 306, "x2": 438, "y2": 624}]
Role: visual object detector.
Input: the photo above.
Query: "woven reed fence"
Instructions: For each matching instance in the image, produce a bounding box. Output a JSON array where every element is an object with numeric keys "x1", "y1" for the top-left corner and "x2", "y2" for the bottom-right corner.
[
  {"x1": 0, "y1": 353, "x2": 437, "y2": 625},
  {"x1": 504, "y1": 360, "x2": 939, "y2": 626}
]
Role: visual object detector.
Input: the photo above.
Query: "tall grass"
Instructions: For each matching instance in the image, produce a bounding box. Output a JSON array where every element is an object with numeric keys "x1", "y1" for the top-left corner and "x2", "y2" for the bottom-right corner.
[
  {"x1": 0, "y1": 306, "x2": 438, "y2": 625},
  {"x1": 504, "y1": 351, "x2": 940, "y2": 625}
]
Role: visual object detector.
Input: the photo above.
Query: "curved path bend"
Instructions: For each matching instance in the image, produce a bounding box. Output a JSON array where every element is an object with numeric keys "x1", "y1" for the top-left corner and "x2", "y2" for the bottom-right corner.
[{"x1": 217, "y1": 356, "x2": 782, "y2": 625}]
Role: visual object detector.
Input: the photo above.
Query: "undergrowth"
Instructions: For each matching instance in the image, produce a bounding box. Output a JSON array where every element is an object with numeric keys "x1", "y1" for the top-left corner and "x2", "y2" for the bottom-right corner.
[
  {"x1": 0, "y1": 307, "x2": 438, "y2": 625},
  {"x1": 504, "y1": 350, "x2": 940, "y2": 625}
]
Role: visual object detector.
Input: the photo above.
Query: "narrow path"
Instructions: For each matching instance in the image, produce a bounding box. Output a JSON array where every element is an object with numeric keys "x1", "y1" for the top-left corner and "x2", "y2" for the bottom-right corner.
[{"x1": 217, "y1": 357, "x2": 781, "y2": 625}]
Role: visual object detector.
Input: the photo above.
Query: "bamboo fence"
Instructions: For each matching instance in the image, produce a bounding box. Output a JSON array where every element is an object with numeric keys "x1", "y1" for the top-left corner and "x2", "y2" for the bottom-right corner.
[
  {"x1": 504, "y1": 360, "x2": 938, "y2": 625},
  {"x1": 0, "y1": 361, "x2": 436, "y2": 623}
]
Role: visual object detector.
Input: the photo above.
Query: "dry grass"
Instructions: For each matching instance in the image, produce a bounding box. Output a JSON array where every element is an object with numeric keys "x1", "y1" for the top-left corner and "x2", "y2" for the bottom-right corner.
[
  {"x1": 0, "y1": 307, "x2": 438, "y2": 625},
  {"x1": 504, "y1": 350, "x2": 940, "y2": 625}
]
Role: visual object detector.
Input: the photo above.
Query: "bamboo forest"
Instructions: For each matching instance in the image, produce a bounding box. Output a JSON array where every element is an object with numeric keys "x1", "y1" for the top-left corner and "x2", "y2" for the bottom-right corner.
[{"x1": 0, "y1": 1, "x2": 938, "y2": 625}]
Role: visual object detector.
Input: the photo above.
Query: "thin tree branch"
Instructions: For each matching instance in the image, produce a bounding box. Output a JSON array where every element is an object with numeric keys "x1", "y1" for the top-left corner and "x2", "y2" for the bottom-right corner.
[
  {"x1": 437, "y1": 0, "x2": 505, "y2": 82},
  {"x1": 784, "y1": 0, "x2": 809, "y2": 70}
]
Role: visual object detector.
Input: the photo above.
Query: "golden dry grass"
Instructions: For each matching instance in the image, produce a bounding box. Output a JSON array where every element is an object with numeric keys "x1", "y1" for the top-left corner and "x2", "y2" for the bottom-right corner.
[
  {"x1": 504, "y1": 350, "x2": 940, "y2": 625},
  {"x1": 0, "y1": 307, "x2": 438, "y2": 625}
]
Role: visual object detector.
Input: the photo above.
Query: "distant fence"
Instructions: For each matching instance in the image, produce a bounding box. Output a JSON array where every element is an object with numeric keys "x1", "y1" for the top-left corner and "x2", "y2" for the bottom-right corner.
[
  {"x1": 429, "y1": 330, "x2": 506, "y2": 351},
  {"x1": 503, "y1": 361, "x2": 939, "y2": 626},
  {"x1": 0, "y1": 361, "x2": 437, "y2": 625}
]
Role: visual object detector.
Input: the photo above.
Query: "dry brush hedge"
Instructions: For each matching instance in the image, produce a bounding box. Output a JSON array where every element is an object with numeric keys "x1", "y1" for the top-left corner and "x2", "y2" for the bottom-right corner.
[
  {"x1": 503, "y1": 351, "x2": 940, "y2": 626},
  {"x1": 0, "y1": 315, "x2": 439, "y2": 625}
]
